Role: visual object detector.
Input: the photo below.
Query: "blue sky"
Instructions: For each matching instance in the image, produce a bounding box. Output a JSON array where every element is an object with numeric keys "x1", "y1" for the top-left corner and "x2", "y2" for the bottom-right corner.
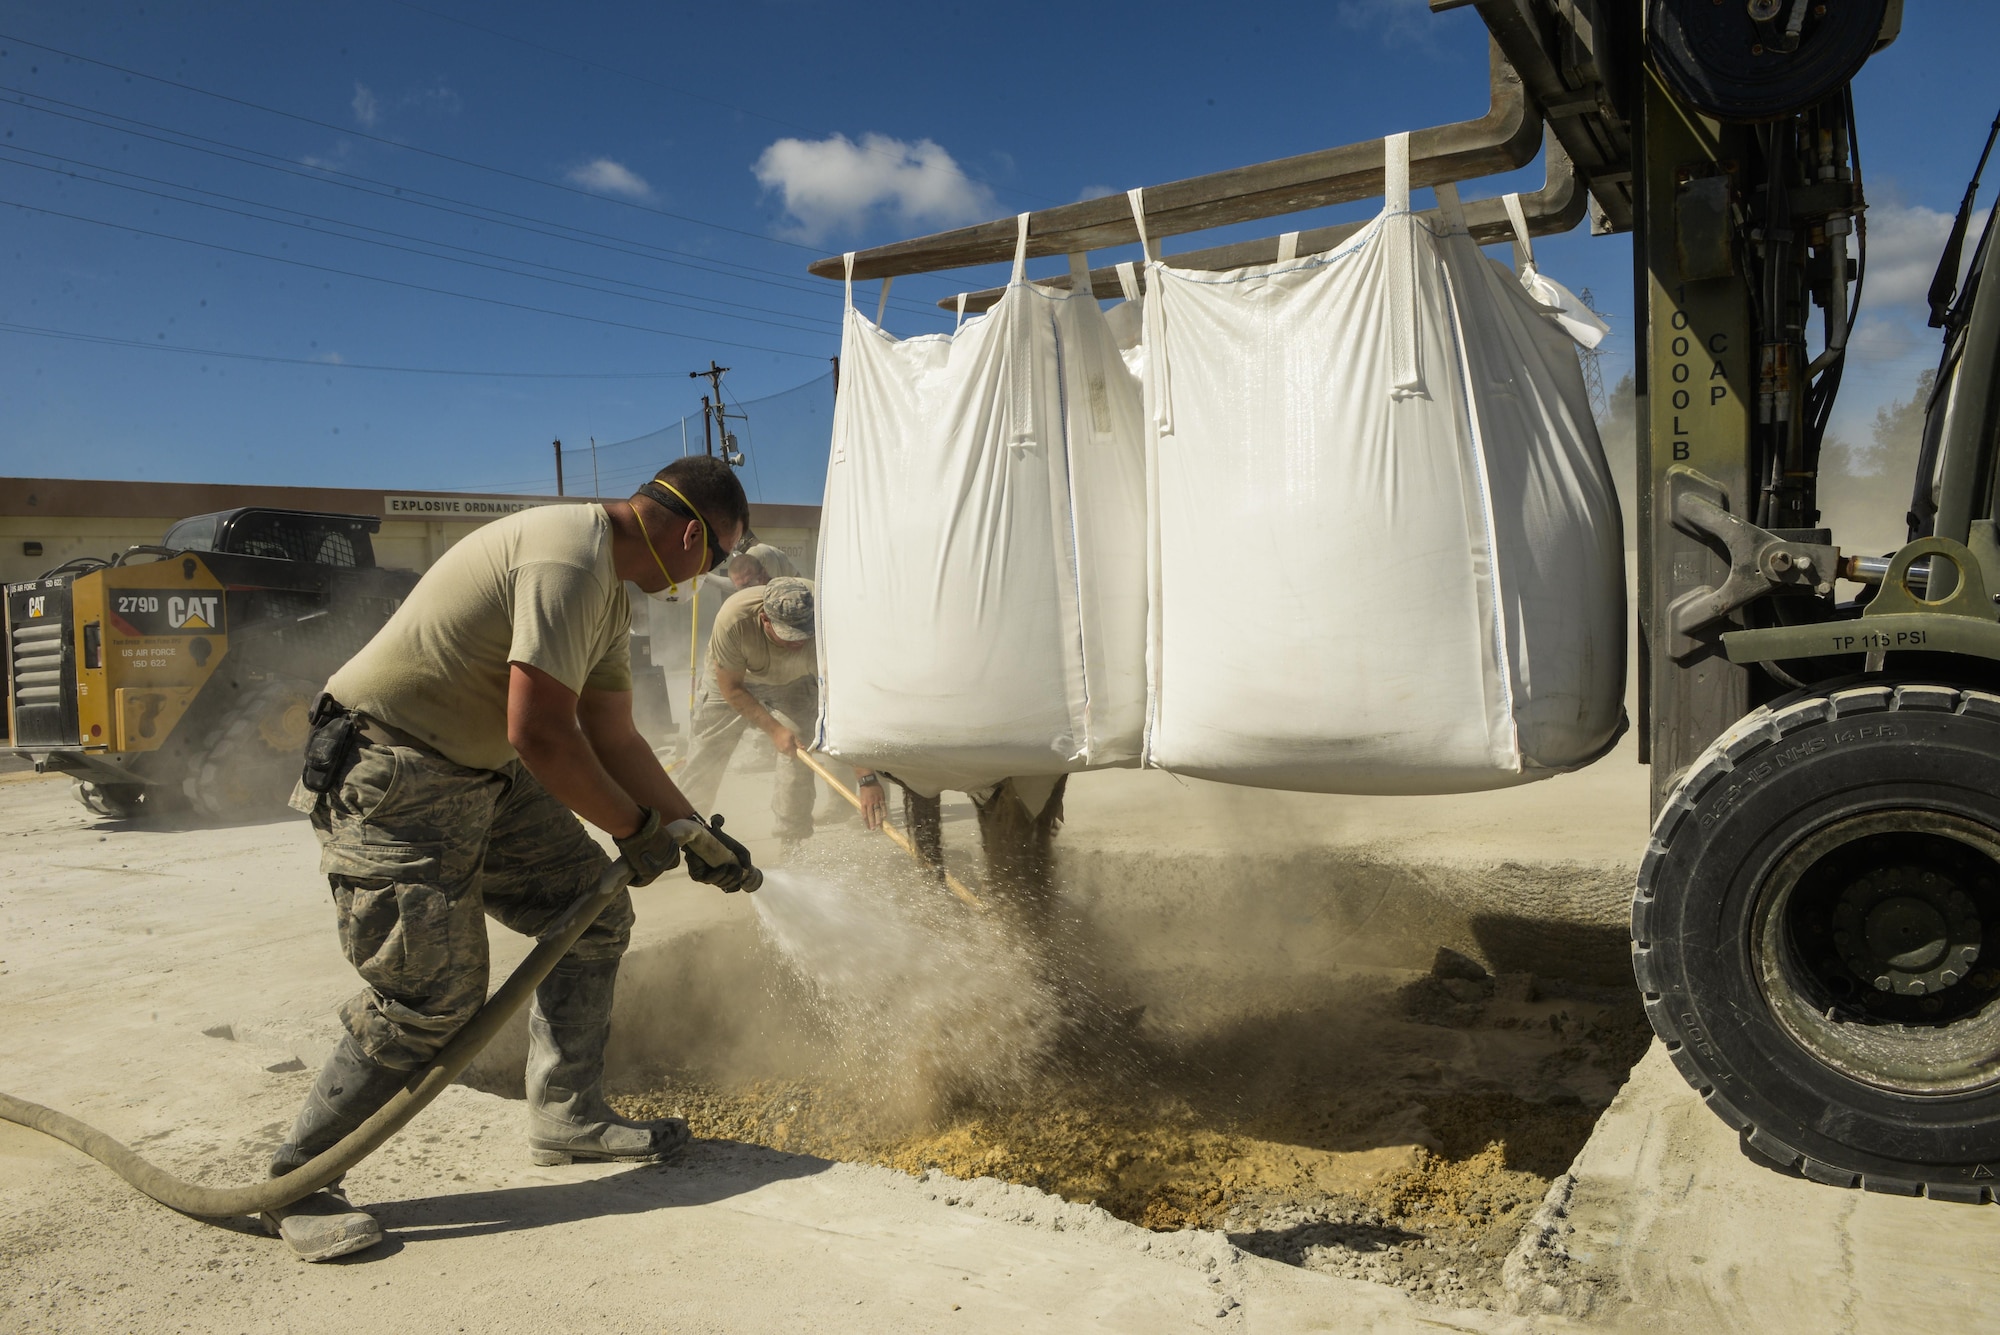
[{"x1": 0, "y1": 0, "x2": 1993, "y2": 503}]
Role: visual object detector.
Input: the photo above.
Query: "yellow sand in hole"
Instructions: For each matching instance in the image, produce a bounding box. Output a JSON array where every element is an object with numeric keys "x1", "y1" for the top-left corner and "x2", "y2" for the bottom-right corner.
[
  {"x1": 610, "y1": 968, "x2": 1645, "y2": 1309},
  {"x1": 615, "y1": 1080, "x2": 1589, "y2": 1235}
]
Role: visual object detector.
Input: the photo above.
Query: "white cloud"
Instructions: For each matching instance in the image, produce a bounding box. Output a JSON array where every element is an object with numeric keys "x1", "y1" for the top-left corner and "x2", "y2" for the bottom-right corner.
[
  {"x1": 349, "y1": 79, "x2": 458, "y2": 132},
  {"x1": 1814, "y1": 194, "x2": 1985, "y2": 463},
  {"x1": 1845, "y1": 312, "x2": 1921, "y2": 367},
  {"x1": 1861, "y1": 198, "x2": 1986, "y2": 312},
  {"x1": 1074, "y1": 184, "x2": 1118, "y2": 203},
  {"x1": 413, "y1": 81, "x2": 462, "y2": 117},
  {"x1": 566, "y1": 158, "x2": 653, "y2": 200},
  {"x1": 302, "y1": 141, "x2": 356, "y2": 172},
  {"x1": 752, "y1": 132, "x2": 995, "y2": 240},
  {"x1": 1333, "y1": 0, "x2": 1444, "y2": 48}
]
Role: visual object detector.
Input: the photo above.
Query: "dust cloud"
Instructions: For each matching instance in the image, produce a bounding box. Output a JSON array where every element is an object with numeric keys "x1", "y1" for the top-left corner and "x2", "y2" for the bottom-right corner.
[
  {"x1": 609, "y1": 826, "x2": 1650, "y2": 1311},
  {"x1": 747, "y1": 861, "x2": 1077, "y2": 1123}
]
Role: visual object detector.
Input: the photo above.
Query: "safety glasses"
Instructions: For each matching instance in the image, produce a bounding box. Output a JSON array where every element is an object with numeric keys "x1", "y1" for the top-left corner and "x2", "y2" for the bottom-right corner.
[
  {"x1": 699, "y1": 521, "x2": 732, "y2": 574},
  {"x1": 641, "y1": 480, "x2": 734, "y2": 574}
]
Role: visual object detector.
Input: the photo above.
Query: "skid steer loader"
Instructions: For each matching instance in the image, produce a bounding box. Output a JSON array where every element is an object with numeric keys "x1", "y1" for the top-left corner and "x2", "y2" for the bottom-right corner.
[{"x1": 4, "y1": 506, "x2": 417, "y2": 819}]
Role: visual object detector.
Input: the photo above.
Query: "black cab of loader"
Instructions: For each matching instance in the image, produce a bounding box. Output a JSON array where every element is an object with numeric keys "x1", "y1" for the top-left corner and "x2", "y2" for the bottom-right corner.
[
  {"x1": 161, "y1": 507, "x2": 382, "y2": 569},
  {"x1": 4, "y1": 506, "x2": 417, "y2": 820}
]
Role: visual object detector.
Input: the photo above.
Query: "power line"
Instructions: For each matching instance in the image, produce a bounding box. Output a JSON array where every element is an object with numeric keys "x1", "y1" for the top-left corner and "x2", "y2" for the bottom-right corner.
[
  {"x1": 1, "y1": 85, "x2": 951, "y2": 321},
  {"x1": 0, "y1": 319, "x2": 697, "y2": 377},
  {"x1": 0, "y1": 148, "x2": 837, "y2": 336},
  {"x1": 0, "y1": 30, "x2": 824, "y2": 254},
  {"x1": 0, "y1": 141, "x2": 837, "y2": 326},
  {"x1": 466, "y1": 371, "x2": 838, "y2": 494},
  {"x1": 376, "y1": 0, "x2": 1055, "y2": 210},
  {"x1": 1, "y1": 194, "x2": 829, "y2": 359}
]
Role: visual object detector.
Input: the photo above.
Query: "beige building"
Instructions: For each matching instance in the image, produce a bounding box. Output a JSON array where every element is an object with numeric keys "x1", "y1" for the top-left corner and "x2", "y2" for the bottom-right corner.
[{"x1": 0, "y1": 476, "x2": 819, "y2": 589}]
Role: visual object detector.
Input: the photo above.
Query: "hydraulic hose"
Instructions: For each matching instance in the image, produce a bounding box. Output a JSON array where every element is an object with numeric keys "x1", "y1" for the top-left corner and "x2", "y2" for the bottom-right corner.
[{"x1": 0, "y1": 858, "x2": 635, "y2": 1219}]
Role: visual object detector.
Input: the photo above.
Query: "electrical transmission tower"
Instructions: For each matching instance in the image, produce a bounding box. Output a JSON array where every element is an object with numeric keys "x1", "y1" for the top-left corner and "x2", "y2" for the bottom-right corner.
[{"x1": 1577, "y1": 287, "x2": 1607, "y2": 421}]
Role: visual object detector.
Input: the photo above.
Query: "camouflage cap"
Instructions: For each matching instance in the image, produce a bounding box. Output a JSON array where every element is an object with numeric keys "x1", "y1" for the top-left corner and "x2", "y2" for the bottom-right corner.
[{"x1": 760, "y1": 576, "x2": 815, "y2": 642}]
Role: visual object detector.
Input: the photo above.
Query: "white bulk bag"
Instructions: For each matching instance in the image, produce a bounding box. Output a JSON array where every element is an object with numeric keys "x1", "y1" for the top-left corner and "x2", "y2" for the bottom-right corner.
[
  {"x1": 815, "y1": 219, "x2": 1148, "y2": 794},
  {"x1": 1138, "y1": 135, "x2": 1625, "y2": 794}
]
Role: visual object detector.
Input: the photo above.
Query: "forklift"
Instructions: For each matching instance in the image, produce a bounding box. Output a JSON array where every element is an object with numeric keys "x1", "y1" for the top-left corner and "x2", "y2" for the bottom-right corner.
[{"x1": 812, "y1": 0, "x2": 2000, "y2": 1200}]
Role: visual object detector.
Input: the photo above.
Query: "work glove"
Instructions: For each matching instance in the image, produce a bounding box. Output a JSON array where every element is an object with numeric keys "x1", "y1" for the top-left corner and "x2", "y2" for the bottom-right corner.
[
  {"x1": 615, "y1": 808, "x2": 683, "y2": 887},
  {"x1": 667, "y1": 814, "x2": 761, "y2": 893}
]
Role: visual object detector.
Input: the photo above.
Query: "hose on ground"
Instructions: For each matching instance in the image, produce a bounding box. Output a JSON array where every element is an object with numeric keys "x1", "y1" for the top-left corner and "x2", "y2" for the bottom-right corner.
[{"x1": 0, "y1": 858, "x2": 635, "y2": 1219}]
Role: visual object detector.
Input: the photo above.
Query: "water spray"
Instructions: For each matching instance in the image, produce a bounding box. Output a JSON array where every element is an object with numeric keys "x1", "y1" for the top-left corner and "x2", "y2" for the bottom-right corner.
[{"x1": 794, "y1": 749, "x2": 985, "y2": 911}]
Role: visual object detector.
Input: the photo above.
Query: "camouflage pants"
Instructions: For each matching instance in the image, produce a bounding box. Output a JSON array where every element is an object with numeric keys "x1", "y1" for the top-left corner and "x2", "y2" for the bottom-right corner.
[
  {"x1": 893, "y1": 775, "x2": 1069, "y2": 934},
  {"x1": 292, "y1": 737, "x2": 631, "y2": 1072},
  {"x1": 673, "y1": 678, "x2": 819, "y2": 841}
]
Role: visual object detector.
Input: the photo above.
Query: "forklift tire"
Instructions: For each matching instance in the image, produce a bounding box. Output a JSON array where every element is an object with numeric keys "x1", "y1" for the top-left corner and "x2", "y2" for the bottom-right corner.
[
  {"x1": 1634, "y1": 682, "x2": 2000, "y2": 1202},
  {"x1": 73, "y1": 779, "x2": 147, "y2": 821},
  {"x1": 183, "y1": 679, "x2": 313, "y2": 821}
]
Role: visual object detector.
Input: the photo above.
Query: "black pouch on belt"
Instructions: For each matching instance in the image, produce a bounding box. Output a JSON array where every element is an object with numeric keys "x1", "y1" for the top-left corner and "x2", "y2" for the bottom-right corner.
[{"x1": 300, "y1": 693, "x2": 359, "y2": 793}]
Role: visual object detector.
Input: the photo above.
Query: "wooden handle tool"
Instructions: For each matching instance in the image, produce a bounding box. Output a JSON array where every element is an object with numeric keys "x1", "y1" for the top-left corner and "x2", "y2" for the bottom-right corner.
[{"x1": 794, "y1": 749, "x2": 985, "y2": 911}]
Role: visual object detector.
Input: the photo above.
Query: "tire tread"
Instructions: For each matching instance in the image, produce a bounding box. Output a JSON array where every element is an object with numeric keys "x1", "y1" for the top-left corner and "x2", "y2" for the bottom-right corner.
[
  {"x1": 1632, "y1": 681, "x2": 1999, "y2": 1206},
  {"x1": 183, "y1": 679, "x2": 306, "y2": 820}
]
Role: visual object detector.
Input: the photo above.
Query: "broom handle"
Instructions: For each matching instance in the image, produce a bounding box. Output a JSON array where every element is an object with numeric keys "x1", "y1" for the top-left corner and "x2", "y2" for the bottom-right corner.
[{"x1": 794, "y1": 749, "x2": 985, "y2": 912}]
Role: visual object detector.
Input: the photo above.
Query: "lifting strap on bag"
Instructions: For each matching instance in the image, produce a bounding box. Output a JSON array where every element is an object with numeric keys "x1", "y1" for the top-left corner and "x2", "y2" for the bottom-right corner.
[
  {"x1": 1384, "y1": 132, "x2": 1426, "y2": 398},
  {"x1": 836, "y1": 253, "x2": 856, "y2": 464},
  {"x1": 877, "y1": 277, "x2": 894, "y2": 327},
  {"x1": 954, "y1": 291, "x2": 968, "y2": 331},
  {"x1": 1502, "y1": 191, "x2": 1535, "y2": 274},
  {"x1": 1384, "y1": 130, "x2": 1411, "y2": 215},
  {"x1": 1434, "y1": 182, "x2": 1468, "y2": 236},
  {"x1": 1009, "y1": 213, "x2": 1034, "y2": 446},
  {"x1": 1125, "y1": 188, "x2": 1160, "y2": 262},
  {"x1": 1127, "y1": 189, "x2": 1171, "y2": 434},
  {"x1": 1115, "y1": 261, "x2": 1139, "y2": 302},
  {"x1": 1276, "y1": 231, "x2": 1300, "y2": 263}
]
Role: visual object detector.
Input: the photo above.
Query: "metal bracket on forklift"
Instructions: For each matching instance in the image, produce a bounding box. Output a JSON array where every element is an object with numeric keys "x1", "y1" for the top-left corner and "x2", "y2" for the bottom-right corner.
[
  {"x1": 1665, "y1": 464, "x2": 1839, "y2": 659},
  {"x1": 1724, "y1": 526, "x2": 2000, "y2": 672}
]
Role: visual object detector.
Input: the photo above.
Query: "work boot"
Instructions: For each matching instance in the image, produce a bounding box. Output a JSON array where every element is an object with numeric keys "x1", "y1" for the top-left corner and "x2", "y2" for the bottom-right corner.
[
  {"x1": 263, "y1": 1033, "x2": 408, "y2": 1262},
  {"x1": 525, "y1": 957, "x2": 690, "y2": 1166}
]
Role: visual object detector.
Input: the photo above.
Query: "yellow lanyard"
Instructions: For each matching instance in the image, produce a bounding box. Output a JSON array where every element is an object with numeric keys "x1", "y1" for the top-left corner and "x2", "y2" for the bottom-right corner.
[
  {"x1": 638, "y1": 480, "x2": 708, "y2": 596},
  {"x1": 638, "y1": 480, "x2": 711, "y2": 724}
]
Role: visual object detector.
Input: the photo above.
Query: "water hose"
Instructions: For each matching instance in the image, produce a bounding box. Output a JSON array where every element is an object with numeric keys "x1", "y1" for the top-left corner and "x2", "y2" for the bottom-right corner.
[
  {"x1": 794, "y1": 749, "x2": 985, "y2": 911},
  {"x1": 0, "y1": 858, "x2": 635, "y2": 1219}
]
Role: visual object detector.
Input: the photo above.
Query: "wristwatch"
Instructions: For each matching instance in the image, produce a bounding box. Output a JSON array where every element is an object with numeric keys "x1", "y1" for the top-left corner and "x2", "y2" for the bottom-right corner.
[{"x1": 858, "y1": 773, "x2": 881, "y2": 789}]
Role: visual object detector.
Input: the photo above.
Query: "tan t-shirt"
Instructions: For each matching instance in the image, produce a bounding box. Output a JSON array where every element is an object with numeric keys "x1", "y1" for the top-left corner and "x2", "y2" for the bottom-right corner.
[
  {"x1": 707, "y1": 585, "x2": 816, "y2": 690},
  {"x1": 328, "y1": 504, "x2": 632, "y2": 770}
]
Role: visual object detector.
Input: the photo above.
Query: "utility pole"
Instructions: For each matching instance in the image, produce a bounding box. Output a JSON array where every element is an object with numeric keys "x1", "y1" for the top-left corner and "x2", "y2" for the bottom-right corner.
[
  {"x1": 688, "y1": 361, "x2": 729, "y2": 458},
  {"x1": 552, "y1": 439, "x2": 564, "y2": 496},
  {"x1": 589, "y1": 437, "x2": 601, "y2": 498},
  {"x1": 686, "y1": 360, "x2": 745, "y2": 467}
]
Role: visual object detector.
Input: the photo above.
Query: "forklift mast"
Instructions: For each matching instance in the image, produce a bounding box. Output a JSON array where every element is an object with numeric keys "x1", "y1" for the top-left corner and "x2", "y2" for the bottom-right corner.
[{"x1": 1472, "y1": 0, "x2": 2000, "y2": 1203}]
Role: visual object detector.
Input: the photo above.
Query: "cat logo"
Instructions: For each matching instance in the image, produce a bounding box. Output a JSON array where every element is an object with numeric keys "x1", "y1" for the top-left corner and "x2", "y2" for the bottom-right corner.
[
  {"x1": 168, "y1": 595, "x2": 221, "y2": 631},
  {"x1": 27, "y1": 596, "x2": 44, "y2": 618}
]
